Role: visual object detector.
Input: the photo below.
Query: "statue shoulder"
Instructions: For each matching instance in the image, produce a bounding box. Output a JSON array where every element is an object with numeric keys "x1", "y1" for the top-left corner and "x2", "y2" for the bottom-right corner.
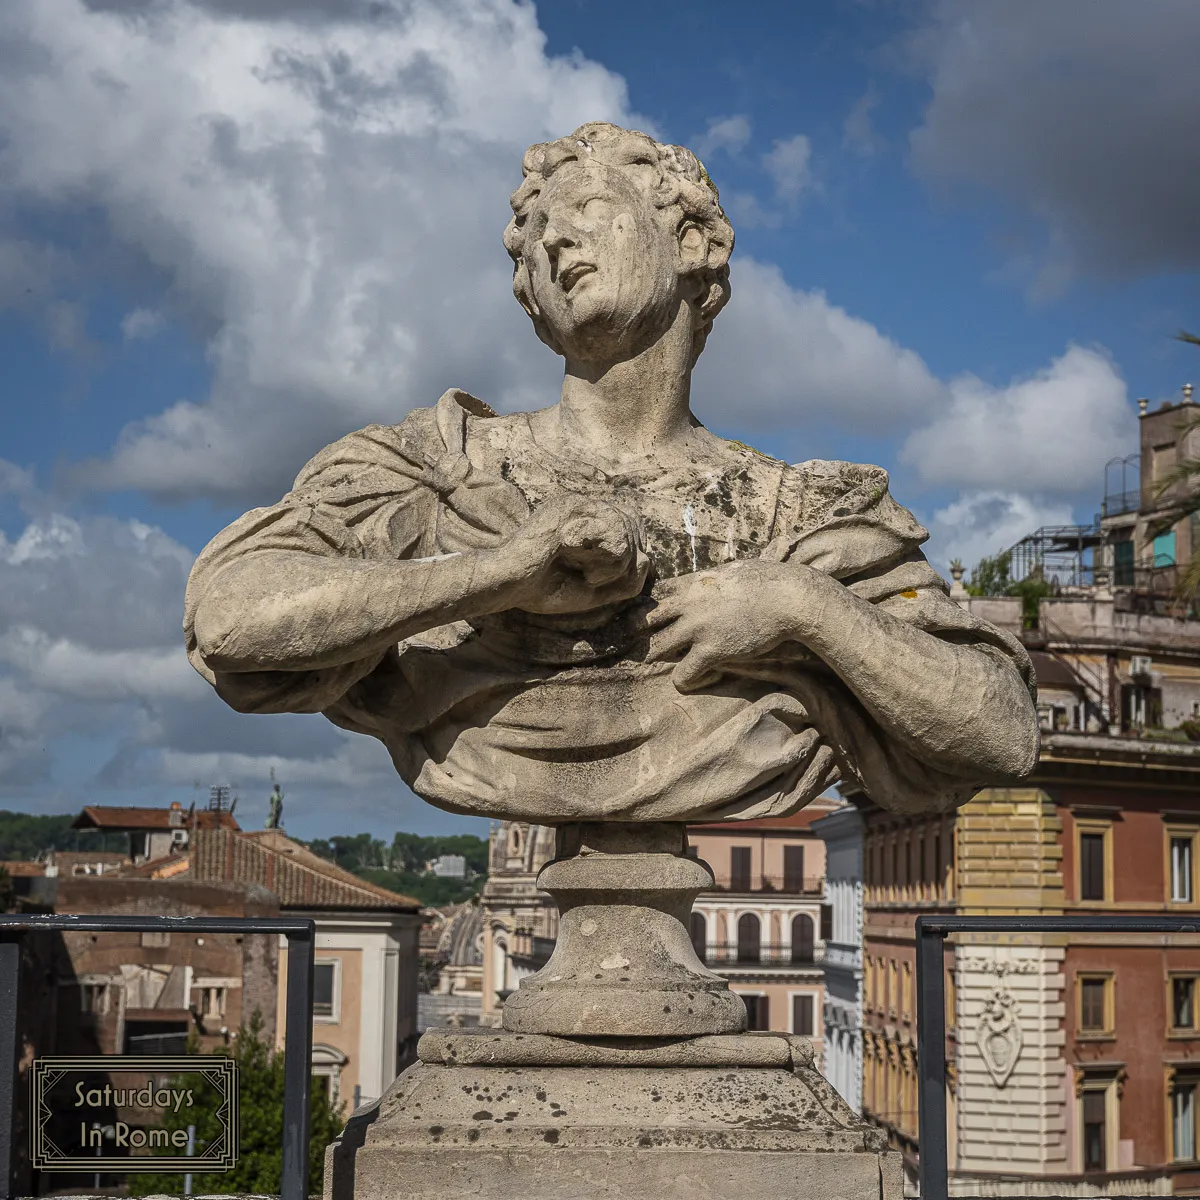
[
  {"x1": 789, "y1": 457, "x2": 894, "y2": 524},
  {"x1": 289, "y1": 388, "x2": 500, "y2": 495}
]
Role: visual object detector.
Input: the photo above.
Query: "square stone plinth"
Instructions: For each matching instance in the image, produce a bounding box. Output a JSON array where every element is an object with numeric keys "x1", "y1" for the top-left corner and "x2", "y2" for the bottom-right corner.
[{"x1": 326, "y1": 1031, "x2": 901, "y2": 1200}]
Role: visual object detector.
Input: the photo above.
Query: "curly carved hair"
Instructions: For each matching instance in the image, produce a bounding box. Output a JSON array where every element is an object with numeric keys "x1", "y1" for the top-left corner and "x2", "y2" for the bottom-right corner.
[{"x1": 503, "y1": 122, "x2": 734, "y2": 364}]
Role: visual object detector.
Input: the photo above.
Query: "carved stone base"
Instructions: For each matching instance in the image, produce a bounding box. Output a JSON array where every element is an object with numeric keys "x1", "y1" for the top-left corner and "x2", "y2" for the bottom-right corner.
[
  {"x1": 502, "y1": 822, "x2": 746, "y2": 1037},
  {"x1": 325, "y1": 1030, "x2": 901, "y2": 1200}
]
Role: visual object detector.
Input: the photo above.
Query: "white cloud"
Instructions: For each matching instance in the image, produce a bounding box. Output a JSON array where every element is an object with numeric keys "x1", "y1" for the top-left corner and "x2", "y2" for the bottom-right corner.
[
  {"x1": 0, "y1": 0, "x2": 635, "y2": 504},
  {"x1": 693, "y1": 257, "x2": 945, "y2": 433},
  {"x1": 763, "y1": 134, "x2": 813, "y2": 204},
  {"x1": 693, "y1": 114, "x2": 752, "y2": 159},
  {"x1": 900, "y1": 345, "x2": 1134, "y2": 495},
  {"x1": 121, "y1": 307, "x2": 165, "y2": 341},
  {"x1": 924, "y1": 491, "x2": 1075, "y2": 576},
  {"x1": 0, "y1": 495, "x2": 445, "y2": 833},
  {"x1": 843, "y1": 86, "x2": 882, "y2": 155},
  {"x1": 0, "y1": 628, "x2": 198, "y2": 702},
  {"x1": 907, "y1": 0, "x2": 1200, "y2": 283}
]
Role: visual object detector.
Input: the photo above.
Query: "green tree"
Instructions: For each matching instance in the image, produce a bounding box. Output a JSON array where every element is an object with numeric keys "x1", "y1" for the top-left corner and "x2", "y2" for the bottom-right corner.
[
  {"x1": 964, "y1": 552, "x2": 1055, "y2": 629},
  {"x1": 0, "y1": 810, "x2": 130, "y2": 860},
  {"x1": 127, "y1": 1012, "x2": 343, "y2": 1196}
]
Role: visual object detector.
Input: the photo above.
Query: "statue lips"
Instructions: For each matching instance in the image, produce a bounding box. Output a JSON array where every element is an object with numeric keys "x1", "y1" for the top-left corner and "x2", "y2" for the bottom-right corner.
[{"x1": 559, "y1": 260, "x2": 596, "y2": 293}]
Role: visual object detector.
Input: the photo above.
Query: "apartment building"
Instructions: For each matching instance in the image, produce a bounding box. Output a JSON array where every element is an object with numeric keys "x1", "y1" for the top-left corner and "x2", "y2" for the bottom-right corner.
[
  {"x1": 688, "y1": 801, "x2": 836, "y2": 1045},
  {"x1": 841, "y1": 390, "x2": 1200, "y2": 1194}
]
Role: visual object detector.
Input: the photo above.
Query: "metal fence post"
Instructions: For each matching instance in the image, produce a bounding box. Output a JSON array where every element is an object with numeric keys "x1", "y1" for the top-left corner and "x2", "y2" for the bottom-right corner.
[
  {"x1": 915, "y1": 918, "x2": 948, "y2": 1200},
  {"x1": 282, "y1": 925, "x2": 315, "y2": 1200},
  {"x1": 0, "y1": 938, "x2": 19, "y2": 1200}
]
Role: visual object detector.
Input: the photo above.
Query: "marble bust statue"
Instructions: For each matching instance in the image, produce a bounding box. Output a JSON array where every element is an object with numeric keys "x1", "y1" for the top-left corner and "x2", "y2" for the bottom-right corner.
[{"x1": 184, "y1": 121, "x2": 1038, "y2": 827}]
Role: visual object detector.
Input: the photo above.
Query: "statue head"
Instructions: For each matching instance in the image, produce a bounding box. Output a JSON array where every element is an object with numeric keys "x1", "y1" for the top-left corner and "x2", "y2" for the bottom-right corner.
[{"x1": 504, "y1": 122, "x2": 734, "y2": 367}]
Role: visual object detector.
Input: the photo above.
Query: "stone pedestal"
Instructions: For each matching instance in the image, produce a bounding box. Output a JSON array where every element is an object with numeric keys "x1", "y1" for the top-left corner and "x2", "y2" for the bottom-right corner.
[
  {"x1": 325, "y1": 826, "x2": 901, "y2": 1199},
  {"x1": 503, "y1": 823, "x2": 745, "y2": 1037},
  {"x1": 326, "y1": 1031, "x2": 901, "y2": 1200}
]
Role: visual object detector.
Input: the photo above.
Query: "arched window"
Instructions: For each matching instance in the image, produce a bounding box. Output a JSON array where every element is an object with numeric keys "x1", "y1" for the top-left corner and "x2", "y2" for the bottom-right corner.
[
  {"x1": 689, "y1": 911, "x2": 707, "y2": 960},
  {"x1": 791, "y1": 914, "x2": 814, "y2": 962},
  {"x1": 737, "y1": 913, "x2": 761, "y2": 963}
]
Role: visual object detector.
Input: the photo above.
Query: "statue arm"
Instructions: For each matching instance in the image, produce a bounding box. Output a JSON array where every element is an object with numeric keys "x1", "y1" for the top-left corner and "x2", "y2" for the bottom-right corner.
[
  {"x1": 190, "y1": 547, "x2": 528, "y2": 673},
  {"x1": 649, "y1": 558, "x2": 1038, "y2": 787},
  {"x1": 779, "y1": 563, "x2": 1038, "y2": 781}
]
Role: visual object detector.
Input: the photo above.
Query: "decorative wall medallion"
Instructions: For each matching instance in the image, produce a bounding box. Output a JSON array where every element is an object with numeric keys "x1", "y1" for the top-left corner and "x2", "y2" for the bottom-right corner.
[{"x1": 976, "y1": 988, "x2": 1022, "y2": 1087}]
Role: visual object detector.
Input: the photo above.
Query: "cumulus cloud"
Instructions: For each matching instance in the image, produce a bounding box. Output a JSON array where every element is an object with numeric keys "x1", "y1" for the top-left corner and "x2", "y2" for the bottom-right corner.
[
  {"x1": 900, "y1": 345, "x2": 1134, "y2": 495},
  {"x1": 0, "y1": 0, "x2": 634, "y2": 505},
  {"x1": 843, "y1": 86, "x2": 882, "y2": 155},
  {"x1": 923, "y1": 491, "x2": 1076, "y2": 576},
  {"x1": 908, "y1": 0, "x2": 1200, "y2": 285},
  {"x1": 693, "y1": 114, "x2": 752, "y2": 159},
  {"x1": 0, "y1": 480, "x2": 442, "y2": 833},
  {"x1": 763, "y1": 134, "x2": 813, "y2": 204},
  {"x1": 693, "y1": 257, "x2": 945, "y2": 432},
  {"x1": 121, "y1": 307, "x2": 165, "y2": 342}
]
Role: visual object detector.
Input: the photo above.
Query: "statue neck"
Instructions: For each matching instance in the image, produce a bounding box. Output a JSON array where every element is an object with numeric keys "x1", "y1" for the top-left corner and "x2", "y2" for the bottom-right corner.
[{"x1": 552, "y1": 300, "x2": 696, "y2": 463}]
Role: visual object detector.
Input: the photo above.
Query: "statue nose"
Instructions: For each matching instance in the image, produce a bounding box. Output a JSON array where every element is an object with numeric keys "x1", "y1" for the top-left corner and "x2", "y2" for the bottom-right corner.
[{"x1": 542, "y1": 221, "x2": 578, "y2": 255}]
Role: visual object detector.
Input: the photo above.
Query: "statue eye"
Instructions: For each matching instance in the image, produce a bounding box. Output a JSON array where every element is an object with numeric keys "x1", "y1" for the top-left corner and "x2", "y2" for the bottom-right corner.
[{"x1": 580, "y1": 197, "x2": 608, "y2": 219}]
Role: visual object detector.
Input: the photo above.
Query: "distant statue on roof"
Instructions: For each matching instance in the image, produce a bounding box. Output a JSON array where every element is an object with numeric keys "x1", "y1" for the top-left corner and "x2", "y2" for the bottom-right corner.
[
  {"x1": 266, "y1": 782, "x2": 284, "y2": 830},
  {"x1": 184, "y1": 121, "x2": 1039, "y2": 827}
]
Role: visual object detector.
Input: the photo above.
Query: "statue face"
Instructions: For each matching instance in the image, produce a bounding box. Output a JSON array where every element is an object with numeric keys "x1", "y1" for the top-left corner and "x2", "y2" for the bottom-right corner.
[{"x1": 520, "y1": 162, "x2": 681, "y2": 362}]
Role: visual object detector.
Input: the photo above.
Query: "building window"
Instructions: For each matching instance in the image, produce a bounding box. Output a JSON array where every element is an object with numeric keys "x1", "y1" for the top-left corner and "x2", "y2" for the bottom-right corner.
[
  {"x1": 200, "y1": 986, "x2": 226, "y2": 1019},
  {"x1": 1076, "y1": 820, "x2": 1112, "y2": 903},
  {"x1": 737, "y1": 913, "x2": 761, "y2": 963},
  {"x1": 819, "y1": 904, "x2": 833, "y2": 942},
  {"x1": 1170, "y1": 976, "x2": 1199, "y2": 1034},
  {"x1": 1082, "y1": 1088, "x2": 1107, "y2": 1172},
  {"x1": 792, "y1": 993, "x2": 814, "y2": 1036},
  {"x1": 1168, "y1": 828, "x2": 1198, "y2": 905},
  {"x1": 887, "y1": 960, "x2": 898, "y2": 1017},
  {"x1": 791, "y1": 914, "x2": 814, "y2": 963},
  {"x1": 689, "y1": 911, "x2": 707, "y2": 960},
  {"x1": 731, "y1": 846, "x2": 752, "y2": 891},
  {"x1": 313, "y1": 960, "x2": 339, "y2": 1020},
  {"x1": 742, "y1": 993, "x2": 769, "y2": 1031},
  {"x1": 1078, "y1": 974, "x2": 1114, "y2": 1036},
  {"x1": 81, "y1": 983, "x2": 109, "y2": 1015},
  {"x1": 783, "y1": 845, "x2": 805, "y2": 893},
  {"x1": 1173, "y1": 1074, "x2": 1200, "y2": 1162},
  {"x1": 901, "y1": 962, "x2": 912, "y2": 1022}
]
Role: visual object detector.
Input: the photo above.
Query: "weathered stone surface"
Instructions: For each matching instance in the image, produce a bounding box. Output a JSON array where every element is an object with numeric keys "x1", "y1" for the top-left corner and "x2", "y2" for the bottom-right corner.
[
  {"x1": 183, "y1": 121, "x2": 1039, "y2": 830},
  {"x1": 503, "y1": 822, "x2": 745, "y2": 1037},
  {"x1": 327, "y1": 1032, "x2": 902, "y2": 1200},
  {"x1": 417, "y1": 1029, "x2": 809, "y2": 1069}
]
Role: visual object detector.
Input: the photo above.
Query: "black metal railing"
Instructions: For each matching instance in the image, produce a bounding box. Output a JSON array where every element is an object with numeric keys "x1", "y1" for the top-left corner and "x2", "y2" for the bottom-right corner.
[
  {"x1": 916, "y1": 913, "x2": 1200, "y2": 1200},
  {"x1": 699, "y1": 942, "x2": 825, "y2": 966},
  {"x1": 0, "y1": 913, "x2": 315, "y2": 1200}
]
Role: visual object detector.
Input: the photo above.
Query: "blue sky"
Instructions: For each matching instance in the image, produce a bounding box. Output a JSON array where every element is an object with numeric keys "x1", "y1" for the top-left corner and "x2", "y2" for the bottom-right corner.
[{"x1": 2, "y1": 0, "x2": 1198, "y2": 839}]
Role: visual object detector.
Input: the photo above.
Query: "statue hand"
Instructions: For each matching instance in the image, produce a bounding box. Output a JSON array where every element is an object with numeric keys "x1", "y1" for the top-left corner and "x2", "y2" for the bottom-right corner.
[
  {"x1": 503, "y1": 494, "x2": 649, "y2": 614},
  {"x1": 645, "y1": 560, "x2": 800, "y2": 690}
]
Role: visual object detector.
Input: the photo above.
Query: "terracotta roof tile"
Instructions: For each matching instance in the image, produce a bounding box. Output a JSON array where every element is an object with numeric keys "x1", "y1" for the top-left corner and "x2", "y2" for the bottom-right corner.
[
  {"x1": 72, "y1": 805, "x2": 240, "y2": 832},
  {"x1": 190, "y1": 828, "x2": 420, "y2": 910}
]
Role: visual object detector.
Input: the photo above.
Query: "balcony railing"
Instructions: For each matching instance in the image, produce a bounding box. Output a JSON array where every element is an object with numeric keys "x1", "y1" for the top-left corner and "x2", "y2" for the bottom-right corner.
[
  {"x1": 700, "y1": 942, "x2": 825, "y2": 966},
  {"x1": 0, "y1": 913, "x2": 316, "y2": 1200},
  {"x1": 704, "y1": 873, "x2": 824, "y2": 895}
]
